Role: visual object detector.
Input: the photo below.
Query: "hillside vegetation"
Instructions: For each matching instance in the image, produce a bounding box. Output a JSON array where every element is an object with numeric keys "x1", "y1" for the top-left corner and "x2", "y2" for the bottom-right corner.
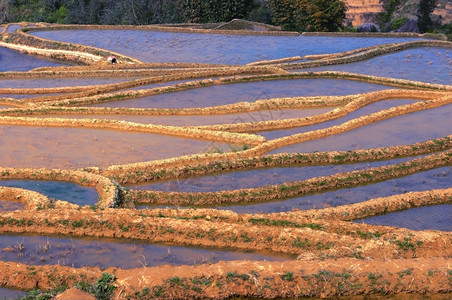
[{"x1": 0, "y1": 0, "x2": 346, "y2": 32}]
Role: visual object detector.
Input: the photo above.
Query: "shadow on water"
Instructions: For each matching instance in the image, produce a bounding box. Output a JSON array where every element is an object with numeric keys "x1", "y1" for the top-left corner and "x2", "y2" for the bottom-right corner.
[
  {"x1": 0, "y1": 180, "x2": 98, "y2": 206},
  {"x1": 0, "y1": 234, "x2": 292, "y2": 269}
]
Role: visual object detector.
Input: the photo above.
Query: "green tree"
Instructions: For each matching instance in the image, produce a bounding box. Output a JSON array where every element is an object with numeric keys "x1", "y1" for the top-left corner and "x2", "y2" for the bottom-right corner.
[
  {"x1": 417, "y1": 0, "x2": 437, "y2": 33},
  {"x1": 266, "y1": 0, "x2": 345, "y2": 32},
  {"x1": 0, "y1": 0, "x2": 9, "y2": 23}
]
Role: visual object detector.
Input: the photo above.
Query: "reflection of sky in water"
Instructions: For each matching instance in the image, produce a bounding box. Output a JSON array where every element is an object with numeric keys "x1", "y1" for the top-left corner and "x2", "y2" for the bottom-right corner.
[
  {"x1": 5, "y1": 25, "x2": 22, "y2": 33},
  {"x1": 89, "y1": 79, "x2": 392, "y2": 109},
  {"x1": 299, "y1": 47, "x2": 452, "y2": 85},
  {"x1": 132, "y1": 156, "x2": 416, "y2": 192},
  {"x1": 0, "y1": 180, "x2": 98, "y2": 206},
  {"x1": 270, "y1": 102, "x2": 452, "y2": 153},
  {"x1": 0, "y1": 235, "x2": 289, "y2": 269},
  {"x1": 32, "y1": 30, "x2": 419, "y2": 64},
  {"x1": 0, "y1": 47, "x2": 67, "y2": 71},
  {"x1": 357, "y1": 204, "x2": 452, "y2": 231}
]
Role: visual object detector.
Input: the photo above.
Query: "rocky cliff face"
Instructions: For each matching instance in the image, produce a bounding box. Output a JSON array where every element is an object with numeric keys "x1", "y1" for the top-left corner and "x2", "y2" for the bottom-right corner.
[
  {"x1": 343, "y1": 0, "x2": 452, "y2": 27},
  {"x1": 344, "y1": 0, "x2": 383, "y2": 26}
]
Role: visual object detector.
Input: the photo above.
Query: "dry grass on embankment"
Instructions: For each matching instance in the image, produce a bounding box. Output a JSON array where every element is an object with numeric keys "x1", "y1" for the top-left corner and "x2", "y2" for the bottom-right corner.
[{"x1": 0, "y1": 24, "x2": 451, "y2": 299}]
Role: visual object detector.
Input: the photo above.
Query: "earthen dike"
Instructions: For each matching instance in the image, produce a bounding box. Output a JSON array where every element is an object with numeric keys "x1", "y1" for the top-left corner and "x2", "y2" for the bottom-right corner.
[{"x1": 0, "y1": 23, "x2": 451, "y2": 299}]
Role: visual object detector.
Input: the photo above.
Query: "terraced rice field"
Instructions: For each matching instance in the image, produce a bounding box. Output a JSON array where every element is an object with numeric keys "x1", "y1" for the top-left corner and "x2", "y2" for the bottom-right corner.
[{"x1": 0, "y1": 22, "x2": 451, "y2": 299}]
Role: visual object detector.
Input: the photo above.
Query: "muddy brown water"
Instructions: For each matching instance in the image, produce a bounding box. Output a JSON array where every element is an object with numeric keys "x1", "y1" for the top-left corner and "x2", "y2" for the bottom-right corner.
[
  {"x1": 299, "y1": 47, "x2": 452, "y2": 85},
  {"x1": 88, "y1": 79, "x2": 393, "y2": 109},
  {"x1": 0, "y1": 180, "x2": 98, "y2": 206},
  {"x1": 0, "y1": 200, "x2": 25, "y2": 213},
  {"x1": 0, "y1": 126, "x2": 232, "y2": 169},
  {"x1": 30, "y1": 108, "x2": 331, "y2": 126},
  {"x1": 0, "y1": 47, "x2": 68, "y2": 72},
  {"x1": 269, "y1": 102, "x2": 452, "y2": 153},
  {"x1": 131, "y1": 156, "x2": 419, "y2": 193},
  {"x1": 357, "y1": 203, "x2": 452, "y2": 231},
  {"x1": 0, "y1": 234, "x2": 291, "y2": 269},
  {"x1": 31, "y1": 29, "x2": 420, "y2": 64}
]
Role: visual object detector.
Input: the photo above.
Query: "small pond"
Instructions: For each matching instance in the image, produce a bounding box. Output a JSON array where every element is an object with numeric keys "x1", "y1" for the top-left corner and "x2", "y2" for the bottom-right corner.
[{"x1": 0, "y1": 180, "x2": 98, "y2": 206}]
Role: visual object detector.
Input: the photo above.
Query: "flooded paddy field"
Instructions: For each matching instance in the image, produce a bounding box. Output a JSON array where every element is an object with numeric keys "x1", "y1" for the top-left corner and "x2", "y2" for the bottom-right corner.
[
  {"x1": 0, "y1": 47, "x2": 68, "y2": 72},
  {"x1": 260, "y1": 98, "x2": 419, "y2": 138},
  {"x1": 0, "y1": 125, "x2": 232, "y2": 169},
  {"x1": 131, "y1": 156, "x2": 419, "y2": 192},
  {"x1": 0, "y1": 77, "x2": 140, "y2": 89},
  {"x1": 269, "y1": 102, "x2": 452, "y2": 152},
  {"x1": 299, "y1": 47, "x2": 452, "y2": 85},
  {"x1": 29, "y1": 108, "x2": 331, "y2": 126},
  {"x1": 31, "y1": 29, "x2": 420, "y2": 64},
  {"x1": 212, "y1": 166, "x2": 452, "y2": 214},
  {"x1": 0, "y1": 24, "x2": 451, "y2": 299},
  {"x1": 89, "y1": 78, "x2": 393, "y2": 109},
  {"x1": 0, "y1": 234, "x2": 289, "y2": 269},
  {"x1": 0, "y1": 180, "x2": 98, "y2": 206},
  {"x1": 357, "y1": 203, "x2": 452, "y2": 231}
]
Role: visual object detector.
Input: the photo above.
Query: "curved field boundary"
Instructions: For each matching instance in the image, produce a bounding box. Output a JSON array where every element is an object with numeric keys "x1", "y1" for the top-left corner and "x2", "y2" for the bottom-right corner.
[
  {"x1": 253, "y1": 93, "x2": 452, "y2": 154},
  {"x1": 0, "y1": 197, "x2": 450, "y2": 260},
  {"x1": 188, "y1": 89, "x2": 447, "y2": 133},
  {"x1": 18, "y1": 72, "x2": 452, "y2": 108},
  {"x1": 0, "y1": 41, "x2": 104, "y2": 64},
  {"x1": 301, "y1": 31, "x2": 447, "y2": 39},
  {"x1": 0, "y1": 258, "x2": 451, "y2": 299},
  {"x1": 0, "y1": 168, "x2": 120, "y2": 208},
  {"x1": 277, "y1": 40, "x2": 452, "y2": 69},
  {"x1": 22, "y1": 23, "x2": 300, "y2": 36},
  {"x1": 101, "y1": 93, "x2": 452, "y2": 174},
  {"x1": 0, "y1": 65, "x2": 283, "y2": 80},
  {"x1": 304, "y1": 187, "x2": 452, "y2": 221},
  {"x1": 1, "y1": 29, "x2": 140, "y2": 64},
  {"x1": 103, "y1": 135, "x2": 452, "y2": 184},
  {"x1": 0, "y1": 89, "x2": 446, "y2": 118},
  {"x1": 127, "y1": 150, "x2": 452, "y2": 206},
  {"x1": 0, "y1": 186, "x2": 81, "y2": 210},
  {"x1": 0, "y1": 116, "x2": 265, "y2": 146},
  {"x1": 0, "y1": 186, "x2": 53, "y2": 210}
]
